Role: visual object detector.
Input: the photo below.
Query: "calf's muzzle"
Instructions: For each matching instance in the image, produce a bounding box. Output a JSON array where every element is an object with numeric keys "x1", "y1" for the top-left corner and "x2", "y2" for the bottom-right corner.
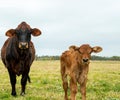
[{"x1": 83, "y1": 58, "x2": 89, "y2": 62}]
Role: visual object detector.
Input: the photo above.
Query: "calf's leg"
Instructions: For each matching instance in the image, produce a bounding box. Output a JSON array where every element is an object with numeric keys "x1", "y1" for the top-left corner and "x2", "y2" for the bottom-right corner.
[
  {"x1": 80, "y1": 81, "x2": 87, "y2": 100},
  {"x1": 70, "y1": 78, "x2": 77, "y2": 100},
  {"x1": 62, "y1": 74, "x2": 68, "y2": 100},
  {"x1": 61, "y1": 66, "x2": 68, "y2": 100}
]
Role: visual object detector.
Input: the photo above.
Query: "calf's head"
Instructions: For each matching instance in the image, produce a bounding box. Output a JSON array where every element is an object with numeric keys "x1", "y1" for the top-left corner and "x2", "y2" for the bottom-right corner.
[
  {"x1": 5, "y1": 22, "x2": 41, "y2": 49},
  {"x1": 70, "y1": 44, "x2": 102, "y2": 64}
]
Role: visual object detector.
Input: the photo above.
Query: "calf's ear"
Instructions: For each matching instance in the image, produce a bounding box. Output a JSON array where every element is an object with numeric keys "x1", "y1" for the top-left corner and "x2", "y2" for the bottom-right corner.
[
  {"x1": 92, "y1": 46, "x2": 102, "y2": 53},
  {"x1": 31, "y1": 28, "x2": 41, "y2": 36},
  {"x1": 6, "y1": 29, "x2": 15, "y2": 37},
  {"x1": 69, "y1": 45, "x2": 79, "y2": 51}
]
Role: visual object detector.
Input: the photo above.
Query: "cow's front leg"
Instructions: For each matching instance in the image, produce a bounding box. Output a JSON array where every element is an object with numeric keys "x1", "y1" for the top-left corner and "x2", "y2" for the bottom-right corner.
[
  {"x1": 20, "y1": 73, "x2": 28, "y2": 96},
  {"x1": 8, "y1": 69, "x2": 17, "y2": 96}
]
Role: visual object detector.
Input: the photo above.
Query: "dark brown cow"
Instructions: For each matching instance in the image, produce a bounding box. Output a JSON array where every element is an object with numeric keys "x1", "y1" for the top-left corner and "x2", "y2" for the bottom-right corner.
[
  {"x1": 1, "y1": 22, "x2": 41, "y2": 96},
  {"x1": 60, "y1": 44, "x2": 102, "y2": 100}
]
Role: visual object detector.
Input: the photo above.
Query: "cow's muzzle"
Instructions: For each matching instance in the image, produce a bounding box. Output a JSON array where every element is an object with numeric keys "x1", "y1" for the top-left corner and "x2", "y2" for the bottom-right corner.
[{"x1": 19, "y1": 42, "x2": 28, "y2": 49}]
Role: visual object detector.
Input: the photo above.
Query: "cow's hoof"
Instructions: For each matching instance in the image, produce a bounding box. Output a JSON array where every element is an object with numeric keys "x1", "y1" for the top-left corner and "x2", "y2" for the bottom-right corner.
[
  {"x1": 11, "y1": 92, "x2": 17, "y2": 96},
  {"x1": 20, "y1": 92, "x2": 25, "y2": 96}
]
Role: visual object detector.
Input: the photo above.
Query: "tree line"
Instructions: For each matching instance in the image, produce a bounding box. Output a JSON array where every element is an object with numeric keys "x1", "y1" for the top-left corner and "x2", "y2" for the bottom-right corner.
[{"x1": 35, "y1": 55, "x2": 120, "y2": 61}]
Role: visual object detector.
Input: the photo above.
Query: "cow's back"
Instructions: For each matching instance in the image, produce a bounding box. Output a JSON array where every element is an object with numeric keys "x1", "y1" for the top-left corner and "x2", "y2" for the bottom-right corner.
[{"x1": 1, "y1": 38, "x2": 10, "y2": 66}]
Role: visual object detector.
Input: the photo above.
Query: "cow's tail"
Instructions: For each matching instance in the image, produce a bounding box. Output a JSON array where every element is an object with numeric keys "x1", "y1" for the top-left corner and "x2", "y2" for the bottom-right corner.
[{"x1": 27, "y1": 75, "x2": 31, "y2": 83}]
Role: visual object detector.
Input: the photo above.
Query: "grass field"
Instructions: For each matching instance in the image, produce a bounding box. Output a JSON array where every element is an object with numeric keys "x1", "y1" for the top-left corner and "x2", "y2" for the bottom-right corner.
[{"x1": 0, "y1": 60, "x2": 120, "y2": 100}]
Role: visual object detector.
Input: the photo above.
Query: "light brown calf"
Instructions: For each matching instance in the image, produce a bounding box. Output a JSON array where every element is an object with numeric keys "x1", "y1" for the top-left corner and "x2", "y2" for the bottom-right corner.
[{"x1": 60, "y1": 44, "x2": 102, "y2": 100}]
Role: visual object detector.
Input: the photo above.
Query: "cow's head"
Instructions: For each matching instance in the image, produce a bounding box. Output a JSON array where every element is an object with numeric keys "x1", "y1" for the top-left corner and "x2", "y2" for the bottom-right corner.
[
  {"x1": 5, "y1": 22, "x2": 41, "y2": 49},
  {"x1": 69, "y1": 44, "x2": 102, "y2": 64}
]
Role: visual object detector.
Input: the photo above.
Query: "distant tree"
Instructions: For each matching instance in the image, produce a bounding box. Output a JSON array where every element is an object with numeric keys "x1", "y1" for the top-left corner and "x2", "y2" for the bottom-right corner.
[
  {"x1": 34, "y1": 55, "x2": 120, "y2": 61},
  {"x1": 110, "y1": 56, "x2": 120, "y2": 61}
]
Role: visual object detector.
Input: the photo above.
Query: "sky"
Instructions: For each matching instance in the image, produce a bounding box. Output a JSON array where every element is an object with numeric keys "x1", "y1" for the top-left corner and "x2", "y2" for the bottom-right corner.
[{"x1": 0, "y1": 0, "x2": 120, "y2": 57}]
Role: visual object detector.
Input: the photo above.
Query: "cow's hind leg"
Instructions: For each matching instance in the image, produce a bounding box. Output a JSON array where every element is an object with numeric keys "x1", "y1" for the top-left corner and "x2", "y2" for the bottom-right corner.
[
  {"x1": 8, "y1": 69, "x2": 17, "y2": 96},
  {"x1": 20, "y1": 73, "x2": 28, "y2": 96}
]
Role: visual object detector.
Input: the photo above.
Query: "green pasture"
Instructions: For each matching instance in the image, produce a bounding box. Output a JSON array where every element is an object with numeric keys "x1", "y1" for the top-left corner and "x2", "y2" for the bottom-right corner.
[{"x1": 0, "y1": 60, "x2": 120, "y2": 100}]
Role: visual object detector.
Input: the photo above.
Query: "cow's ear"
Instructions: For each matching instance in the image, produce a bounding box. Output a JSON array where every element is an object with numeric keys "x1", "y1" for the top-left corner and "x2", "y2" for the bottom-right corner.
[
  {"x1": 6, "y1": 29, "x2": 15, "y2": 37},
  {"x1": 69, "y1": 45, "x2": 79, "y2": 51},
  {"x1": 92, "y1": 46, "x2": 102, "y2": 53},
  {"x1": 31, "y1": 28, "x2": 41, "y2": 36}
]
